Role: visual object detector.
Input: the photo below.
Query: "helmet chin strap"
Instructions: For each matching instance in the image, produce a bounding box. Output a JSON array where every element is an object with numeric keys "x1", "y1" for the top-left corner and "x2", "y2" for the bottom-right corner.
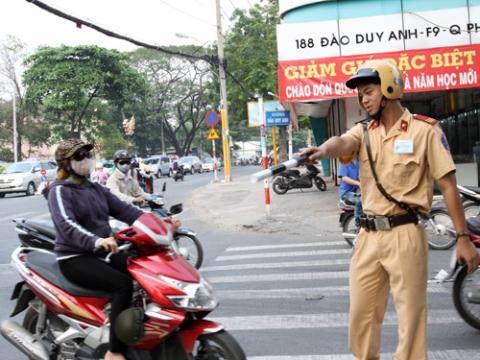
[{"x1": 371, "y1": 97, "x2": 387, "y2": 121}]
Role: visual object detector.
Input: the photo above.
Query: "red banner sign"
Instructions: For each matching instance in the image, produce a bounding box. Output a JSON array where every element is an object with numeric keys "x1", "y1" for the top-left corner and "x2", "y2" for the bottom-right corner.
[{"x1": 278, "y1": 44, "x2": 480, "y2": 102}]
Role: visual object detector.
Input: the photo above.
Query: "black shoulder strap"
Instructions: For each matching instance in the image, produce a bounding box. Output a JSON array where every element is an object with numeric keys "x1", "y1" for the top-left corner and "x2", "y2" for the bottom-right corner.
[{"x1": 362, "y1": 122, "x2": 417, "y2": 217}]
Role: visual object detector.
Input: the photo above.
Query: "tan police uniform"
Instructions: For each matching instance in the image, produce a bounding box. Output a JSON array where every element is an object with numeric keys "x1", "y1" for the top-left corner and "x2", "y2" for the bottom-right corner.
[{"x1": 343, "y1": 108, "x2": 455, "y2": 360}]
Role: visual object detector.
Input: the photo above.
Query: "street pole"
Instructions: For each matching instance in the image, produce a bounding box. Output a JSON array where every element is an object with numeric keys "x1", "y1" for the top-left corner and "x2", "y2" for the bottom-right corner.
[
  {"x1": 12, "y1": 93, "x2": 18, "y2": 162},
  {"x1": 215, "y1": 0, "x2": 232, "y2": 182},
  {"x1": 272, "y1": 126, "x2": 278, "y2": 165},
  {"x1": 288, "y1": 124, "x2": 293, "y2": 160},
  {"x1": 258, "y1": 95, "x2": 271, "y2": 216},
  {"x1": 212, "y1": 139, "x2": 218, "y2": 182}
]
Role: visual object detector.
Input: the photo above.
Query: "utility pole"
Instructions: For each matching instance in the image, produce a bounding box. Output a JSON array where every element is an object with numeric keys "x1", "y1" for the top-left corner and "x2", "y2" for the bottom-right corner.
[
  {"x1": 12, "y1": 93, "x2": 18, "y2": 162},
  {"x1": 215, "y1": 0, "x2": 232, "y2": 181}
]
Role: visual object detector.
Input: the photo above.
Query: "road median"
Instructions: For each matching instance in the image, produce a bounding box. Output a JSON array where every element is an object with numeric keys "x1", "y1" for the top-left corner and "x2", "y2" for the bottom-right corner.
[{"x1": 188, "y1": 173, "x2": 341, "y2": 237}]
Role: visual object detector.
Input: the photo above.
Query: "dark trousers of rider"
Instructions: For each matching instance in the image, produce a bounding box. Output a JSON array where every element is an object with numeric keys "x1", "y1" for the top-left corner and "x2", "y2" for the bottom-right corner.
[{"x1": 59, "y1": 253, "x2": 133, "y2": 354}]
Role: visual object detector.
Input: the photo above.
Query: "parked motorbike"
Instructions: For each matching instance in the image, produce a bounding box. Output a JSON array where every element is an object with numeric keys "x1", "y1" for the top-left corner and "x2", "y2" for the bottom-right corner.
[
  {"x1": 13, "y1": 187, "x2": 204, "y2": 269},
  {"x1": 457, "y1": 185, "x2": 480, "y2": 218},
  {"x1": 340, "y1": 206, "x2": 454, "y2": 250},
  {"x1": 339, "y1": 199, "x2": 357, "y2": 247},
  {"x1": 1, "y1": 213, "x2": 246, "y2": 360},
  {"x1": 444, "y1": 218, "x2": 480, "y2": 330},
  {"x1": 271, "y1": 164, "x2": 327, "y2": 195}
]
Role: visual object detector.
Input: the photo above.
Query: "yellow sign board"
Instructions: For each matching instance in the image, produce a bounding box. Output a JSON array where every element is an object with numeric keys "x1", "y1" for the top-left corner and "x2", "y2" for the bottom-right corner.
[{"x1": 207, "y1": 128, "x2": 220, "y2": 140}]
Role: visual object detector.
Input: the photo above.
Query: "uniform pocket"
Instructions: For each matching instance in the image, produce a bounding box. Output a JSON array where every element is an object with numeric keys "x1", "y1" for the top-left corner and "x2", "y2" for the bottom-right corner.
[{"x1": 392, "y1": 156, "x2": 420, "y2": 185}]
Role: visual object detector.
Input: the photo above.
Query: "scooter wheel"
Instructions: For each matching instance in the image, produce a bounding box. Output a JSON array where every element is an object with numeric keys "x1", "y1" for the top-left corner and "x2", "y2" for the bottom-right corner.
[
  {"x1": 195, "y1": 331, "x2": 246, "y2": 360},
  {"x1": 341, "y1": 213, "x2": 356, "y2": 248},
  {"x1": 314, "y1": 177, "x2": 327, "y2": 191},
  {"x1": 453, "y1": 266, "x2": 480, "y2": 330},
  {"x1": 272, "y1": 177, "x2": 288, "y2": 195}
]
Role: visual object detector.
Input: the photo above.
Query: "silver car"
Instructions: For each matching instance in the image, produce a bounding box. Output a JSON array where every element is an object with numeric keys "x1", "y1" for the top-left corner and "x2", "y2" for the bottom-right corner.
[
  {"x1": 145, "y1": 155, "x2": 172, "y2": 178},
  {"x1": 179, "y1": 156, "x2": 202, "y2": 174},
  {"x1": 0, "y1": 161, "x2": 57, "y2": 197}
]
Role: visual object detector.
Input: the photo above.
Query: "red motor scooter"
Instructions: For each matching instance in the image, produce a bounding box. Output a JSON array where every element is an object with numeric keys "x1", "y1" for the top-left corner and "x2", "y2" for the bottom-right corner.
[{"x1": 1, "y1": 213, "x2": 246, "y2": 360}]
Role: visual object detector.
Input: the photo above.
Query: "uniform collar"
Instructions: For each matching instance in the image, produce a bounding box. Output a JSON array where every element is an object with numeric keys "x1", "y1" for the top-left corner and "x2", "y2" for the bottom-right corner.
[{"x1": 380, "y1": 108, "x2": 412, "y2": 140}]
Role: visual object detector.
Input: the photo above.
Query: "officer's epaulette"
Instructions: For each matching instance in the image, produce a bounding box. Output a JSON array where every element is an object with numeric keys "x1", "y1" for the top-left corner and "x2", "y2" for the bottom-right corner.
[{"x1": 413, "y1": 114, "x2": 437, "y2": 125}]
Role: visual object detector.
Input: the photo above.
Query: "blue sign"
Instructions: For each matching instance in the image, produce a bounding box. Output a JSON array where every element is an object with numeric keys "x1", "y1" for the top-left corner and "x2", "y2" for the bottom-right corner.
[
  {"x1": 265, "y1": 110, "x2": 290, "y2": 126},
  {"x1": 40, "y1": 175, "x2": 47, "y2": 182},
  {"x1": 205, "y1": 111, "x2": 220, "y2": 127}
]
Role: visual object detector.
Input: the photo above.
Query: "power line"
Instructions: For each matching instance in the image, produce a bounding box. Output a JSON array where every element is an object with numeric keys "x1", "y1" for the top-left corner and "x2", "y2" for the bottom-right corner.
[
  {"x1": 25, "y1": 0, "x2": 256, "y2": 100},
  {"x1": 158, "y1": 0, "x2": 217, "y2": 28}
]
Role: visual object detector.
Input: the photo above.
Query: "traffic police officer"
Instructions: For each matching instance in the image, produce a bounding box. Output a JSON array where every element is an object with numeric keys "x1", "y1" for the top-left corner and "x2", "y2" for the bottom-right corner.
[{"x1": 303, "y1": 60, "x2": 479, "y2": 360}]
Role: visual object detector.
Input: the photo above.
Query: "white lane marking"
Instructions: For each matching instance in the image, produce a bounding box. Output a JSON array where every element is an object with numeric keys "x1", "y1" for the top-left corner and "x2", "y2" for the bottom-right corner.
[
  {"x1": 202, "y1": 259, "x2": 351, "y2": 272},
  {"x1": 0, "y1": 211, "x2": 35, "y2": 222},
  {"x1": 248, "y1": 349, "x2": 479, "y2": 360},
  {"x1": 226, "y1": 241, "x2": 346, "y2": 252},
  {"x1": 215, "y1": 283, "x2": 450, "y2": 299},
  {"x1": 208, "y1": 271, "x2": 349, "y2": 284},
  {"x1": 211, "y1": 309, "x2": 461, "y2": 331},
  {"x1": 215, "y1": 249, "x2": 352, "y2": 261}
]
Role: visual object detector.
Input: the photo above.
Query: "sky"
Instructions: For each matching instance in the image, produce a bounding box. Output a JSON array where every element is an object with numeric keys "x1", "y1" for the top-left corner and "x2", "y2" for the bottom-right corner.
[{"x1": 1, "y1": 0, "x2": 258, "y2": 52}]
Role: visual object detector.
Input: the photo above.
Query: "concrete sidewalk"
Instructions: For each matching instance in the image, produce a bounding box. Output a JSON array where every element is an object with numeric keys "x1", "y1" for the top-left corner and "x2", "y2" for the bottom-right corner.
[{"x1": 188, "y1": 172, "x2": 342, "y2": 237}]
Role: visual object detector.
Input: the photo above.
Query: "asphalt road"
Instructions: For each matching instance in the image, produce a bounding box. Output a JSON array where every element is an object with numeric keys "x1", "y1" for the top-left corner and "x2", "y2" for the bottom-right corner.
[{"x1": 0, "y1": 167, "x2": 478, "y2": 359}]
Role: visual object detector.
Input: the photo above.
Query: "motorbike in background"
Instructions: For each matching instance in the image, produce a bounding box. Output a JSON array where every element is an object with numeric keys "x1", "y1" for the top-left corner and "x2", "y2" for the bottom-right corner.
[
  {"x1": 2, "y1": 213, "x2": 246, "y2": 360},
  {"x1": 172, "y1": 165, "x2": 184, "y2": 182},
  {"x1": 457, "y1": 185, "x2": 480, "y2": 218},
  {"x1": 271, "y1": 164, "x2": 327, "y2": 195}
]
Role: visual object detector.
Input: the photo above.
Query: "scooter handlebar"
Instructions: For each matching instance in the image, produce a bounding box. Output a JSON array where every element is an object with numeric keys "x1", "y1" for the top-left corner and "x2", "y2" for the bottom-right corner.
[{"x1": 250, "y1": 155, "x2": 310, "y2": 183}]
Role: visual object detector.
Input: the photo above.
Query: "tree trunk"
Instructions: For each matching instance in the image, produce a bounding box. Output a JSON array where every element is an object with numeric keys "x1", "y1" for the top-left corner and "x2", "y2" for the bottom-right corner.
[{"x1": 278, "y1": 126, "x2": 288, "y2": 162}]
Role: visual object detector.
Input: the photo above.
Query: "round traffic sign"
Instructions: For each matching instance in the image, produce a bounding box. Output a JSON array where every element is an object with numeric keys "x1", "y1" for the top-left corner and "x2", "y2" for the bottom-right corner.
[
  {"x1": 204, "y1": 111, "x2": 220, "y2": 127},
  {"x1": 40, "y1": 169, "x2": 47, "y2": 176}
]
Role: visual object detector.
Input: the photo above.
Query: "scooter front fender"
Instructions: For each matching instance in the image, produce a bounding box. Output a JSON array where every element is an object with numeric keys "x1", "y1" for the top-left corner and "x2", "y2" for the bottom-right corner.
[
  {"x1": 178, "y1": 320, "x2": 224, "y2": 353},
  {"x1": 176, "y1": 227, "x2": 196, "y2": 237}
]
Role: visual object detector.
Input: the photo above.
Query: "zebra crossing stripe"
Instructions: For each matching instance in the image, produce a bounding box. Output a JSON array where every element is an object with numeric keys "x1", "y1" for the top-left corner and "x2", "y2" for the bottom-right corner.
[
  {"x1": 248, "y1": 349, "x2": 479, "y2": 360},
  {"x1": 226, "y1": 241, "x2": 347, "y2": 252},
  {"x1": 211, "y1": 309, "x2": 461, "y2": 331},
  {"x1": 202, "y1": 259, "x2": 351, "y2": 272},
  {"x1": 215, "y1": 283, "x2": 450, "y2": 299},
  {"x1": 208, "y1": 271, "x2": 349, "y2": 284},
  {"x1": 215, "y1": 249, "x2": 352, "y2": 261}
]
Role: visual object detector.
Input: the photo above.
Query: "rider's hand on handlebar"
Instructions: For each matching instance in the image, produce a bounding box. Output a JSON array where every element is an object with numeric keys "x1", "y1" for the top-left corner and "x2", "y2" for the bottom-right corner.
[
  {"x1": 301, "y1": 147, "x2": 323, "y2": 164},
  {"x1": 98, "y1": 237, "x2": 119, "y2": 254},
  {"x1": 133, "y1": 196, "x2": 145, "y2": 206}
]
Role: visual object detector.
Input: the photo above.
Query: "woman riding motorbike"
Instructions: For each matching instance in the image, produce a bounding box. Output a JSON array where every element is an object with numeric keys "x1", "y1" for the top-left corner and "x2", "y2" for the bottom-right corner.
[{"x1": 45, "y1": 139, "x2": 146, "y2": 360}]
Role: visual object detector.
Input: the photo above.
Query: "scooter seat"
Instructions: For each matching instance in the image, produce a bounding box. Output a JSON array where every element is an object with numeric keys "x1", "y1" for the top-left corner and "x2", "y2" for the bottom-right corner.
[
  {"x1": 467, "y1": 216, "x2": 480, "y2": 236},
  {"x1": 23, "y1": 219, "x2": 56, "y2": 239},
  {"x1": 26, "y1": 251, "x2": 113, "y2": 298}
]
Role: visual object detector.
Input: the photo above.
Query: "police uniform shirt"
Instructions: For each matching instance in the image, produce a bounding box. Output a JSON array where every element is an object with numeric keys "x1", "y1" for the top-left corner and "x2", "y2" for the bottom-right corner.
[{"x1": 344, "y1": 109, "x2": 455, "y2": 216}]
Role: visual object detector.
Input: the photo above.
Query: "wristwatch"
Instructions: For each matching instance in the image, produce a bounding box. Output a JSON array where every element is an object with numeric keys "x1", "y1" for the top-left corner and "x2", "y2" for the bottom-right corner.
[{"x1": 456, "y1": 232, "x2": 471, "y2": 241}]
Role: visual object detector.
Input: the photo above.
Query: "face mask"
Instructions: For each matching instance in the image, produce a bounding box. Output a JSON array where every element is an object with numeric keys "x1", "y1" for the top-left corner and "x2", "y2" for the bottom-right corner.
[
  {"x1": 117, "y1": 163, "x2": 131, "y2": 174},
  {"x1": 71, "y1": 158, "x2": 92, "y2": 177}
]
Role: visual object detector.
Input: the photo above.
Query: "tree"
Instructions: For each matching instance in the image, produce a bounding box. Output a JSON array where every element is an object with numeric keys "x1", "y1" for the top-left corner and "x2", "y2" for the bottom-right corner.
[
  {"x1": 0, "y1": 35, "x2": 28, "y2": 160},
  {"x1": 23, "y1": 45, "x2": 146, "y2": 141},
  {"x1": 129, "y1": 48, "x2": 213, "y2": 157},
  {"x1": 223, "y1": 2, "x2": 279, "y2": 144}
]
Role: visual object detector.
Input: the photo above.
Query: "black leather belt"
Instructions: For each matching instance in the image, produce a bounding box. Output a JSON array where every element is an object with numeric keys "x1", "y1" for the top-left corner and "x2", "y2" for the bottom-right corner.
[{"x1": 360, "y1": 212, "x2": 418, "y2": 232}]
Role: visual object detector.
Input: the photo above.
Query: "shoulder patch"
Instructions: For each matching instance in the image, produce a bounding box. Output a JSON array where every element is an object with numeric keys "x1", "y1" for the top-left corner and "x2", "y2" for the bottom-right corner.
[{"x1": 413, "y1": 114, "x2": 438, "y2": 125}]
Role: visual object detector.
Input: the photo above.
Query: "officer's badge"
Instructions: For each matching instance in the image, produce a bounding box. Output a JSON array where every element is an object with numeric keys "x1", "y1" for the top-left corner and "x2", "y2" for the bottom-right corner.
[{"x1": 441, "y1": 133, "x2": 450, "y2": 151}]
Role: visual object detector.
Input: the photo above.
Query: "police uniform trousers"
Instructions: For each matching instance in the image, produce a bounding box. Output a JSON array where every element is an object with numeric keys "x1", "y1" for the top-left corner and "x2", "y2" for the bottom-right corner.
[{"x1": 349, "y1": 223, "x2": 428, "y2": 360}]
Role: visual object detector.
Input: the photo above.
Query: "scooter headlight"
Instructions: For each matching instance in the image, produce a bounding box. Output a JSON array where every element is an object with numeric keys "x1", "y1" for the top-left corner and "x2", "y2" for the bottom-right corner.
[{"x1": 161, "y1": 276, "x2": 218, "y2": 311}]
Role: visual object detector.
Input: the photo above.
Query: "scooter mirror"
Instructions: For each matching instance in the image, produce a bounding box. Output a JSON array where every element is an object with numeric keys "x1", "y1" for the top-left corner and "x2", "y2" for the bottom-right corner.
[{"x1": 169, "y1": 203, "x2": 183, "y2": 215}]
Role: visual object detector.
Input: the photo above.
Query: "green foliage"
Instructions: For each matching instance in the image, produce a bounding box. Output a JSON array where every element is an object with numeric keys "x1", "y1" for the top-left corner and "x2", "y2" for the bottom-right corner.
[
  {"x1": 223, "y1": 2, "x2": 279, "y2": 142},
  {"x1": 128, "y1": 48, "x2": 212, "y2": 157},
  {"x1": 23, "y1": 45, "x2": 146, "y2": 139}
]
